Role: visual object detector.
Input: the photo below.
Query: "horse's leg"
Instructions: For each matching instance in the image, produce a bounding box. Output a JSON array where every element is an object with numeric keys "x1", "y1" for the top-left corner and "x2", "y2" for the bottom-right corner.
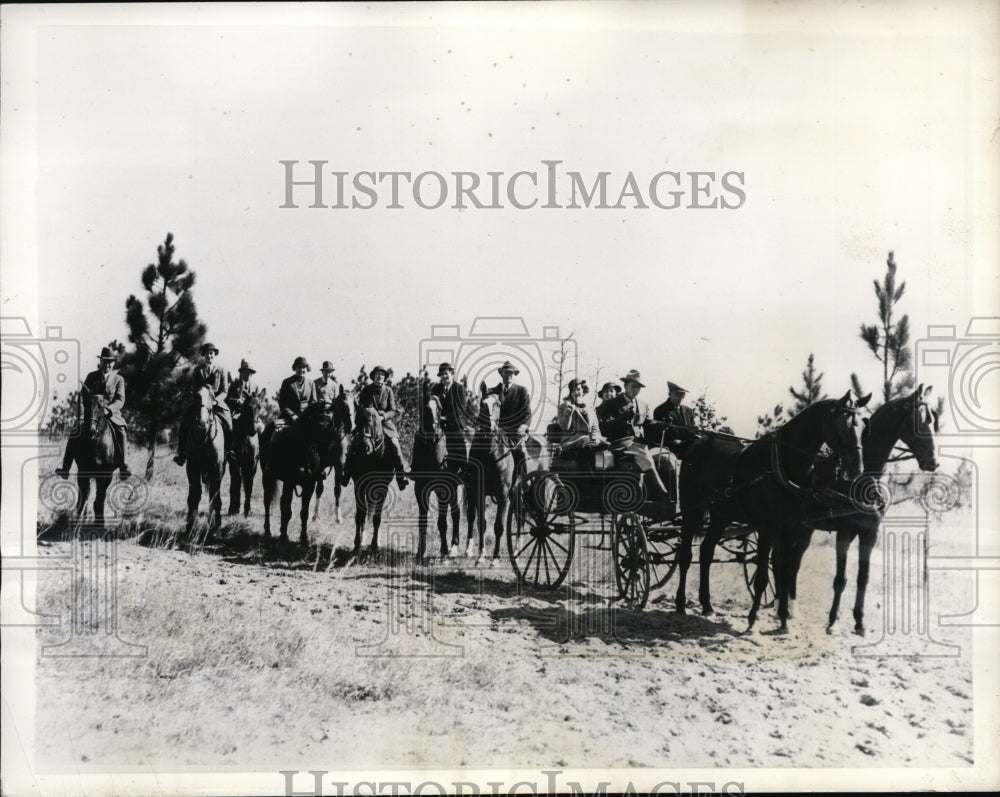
[
  {"x1": 279, "y1": 481, "x2": 293, "y2": 542},
  {"x1": 352, "y1": 484, "x2": 364, "y2": 562},
  {"x1": 186, "y1": 465, "x2": 201, "y2": 540},
  {"x1": 441, "y1": 486, "x2": 455, "y2": 559},
  {"x1": 210, "y1": 467, "x2": 223, "y2": 536},
  {"x1": 263, "y1": 471, "x2": 275, "y2": 540},
  {"x1": 370, "y1": 481, "x2": 386, "y2": 559},
  {"x1": 313, "y1": 479, "x2": 324, "y2": 522},
  {"x1": 228, "y1": 459, "x2": 241, "y2": 516},
  {"x1": 785, "y1": 528, "x2": 814, "y2": 619},
  {"x1": 828, "y1": 529, "x2": 852, "y2": 632},
  {"x1": 674, "y1": 510, "x2": 699, "y2": 614},
  {"x1": 449, "y1": 480, "x2": 461, "y2": 554},
  {"x1": 76, "y1": 474, "x2": 90, "y2": 524},
  {"x1": 299, "y1": 481, "x2": 315, "y2": 548},
  {"x1": 243, "y1": 455, "x2": 256, "y2": 518},
  {"x1": 697, "y1": 514, "x2": 724, "y2": 615},
  {"x1": 416, "y1": 481, "x2": 428, "y2": 562},
  {"x1": 491, "y1": 493, "x2": 506, "y2": 561},
  {"x1": 93, "y1": 476, "x2": 110, "y2": 529},
  {"x1": 747, "y1": 532, "x2": 773, "y2": 631},
  {"x1": 853, "y1": 527, "x2": 878, "y2": 636},
  {"x1": 771, "y1": 530, "x2": 793, "y2": 632},
  {"x1": 333, "y1": 475, "x2": 343, "y2": 524}
]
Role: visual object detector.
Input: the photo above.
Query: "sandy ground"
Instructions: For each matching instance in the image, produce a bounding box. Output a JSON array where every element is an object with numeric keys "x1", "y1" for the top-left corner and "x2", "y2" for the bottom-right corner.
[{"x1": 33, "y1": 494, "x2": 976, "y2": 774}]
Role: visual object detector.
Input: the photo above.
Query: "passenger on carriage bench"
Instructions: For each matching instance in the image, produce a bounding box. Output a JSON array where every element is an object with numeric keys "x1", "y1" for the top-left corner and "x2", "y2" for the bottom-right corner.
[
  {"x1": 598, "y1": 370, "x2": 673, "y2": 503},
  {"x1": 595, "y1": 381, "x2": 623, "y2": 439},
  {"x1": 557, "y1": 379, "x2": 606, "y2": 450},
  {"x1": 358, "y1": 365, "x2": 410, "y2": 491}
]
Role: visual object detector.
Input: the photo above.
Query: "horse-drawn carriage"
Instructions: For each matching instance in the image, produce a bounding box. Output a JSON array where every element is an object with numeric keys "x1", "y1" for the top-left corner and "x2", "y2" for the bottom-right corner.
[{"x1": 505, "y1": 434, "x2": 772, "y2": 611}]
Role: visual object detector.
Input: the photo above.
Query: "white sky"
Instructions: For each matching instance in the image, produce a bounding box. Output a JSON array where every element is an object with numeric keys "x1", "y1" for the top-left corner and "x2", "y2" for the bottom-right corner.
[{"x1": 6, "y1": 1, "x2": 999, "y2": 437}]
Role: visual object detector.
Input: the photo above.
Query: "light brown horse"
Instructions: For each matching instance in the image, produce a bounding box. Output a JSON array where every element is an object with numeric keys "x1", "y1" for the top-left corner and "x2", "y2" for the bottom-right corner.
[
  {"x1": 178, "y1": 385, "x2": 226, "y2": 543},
  {"x1": 228, "y1": 388, "x2": 264, "y2": 518}
]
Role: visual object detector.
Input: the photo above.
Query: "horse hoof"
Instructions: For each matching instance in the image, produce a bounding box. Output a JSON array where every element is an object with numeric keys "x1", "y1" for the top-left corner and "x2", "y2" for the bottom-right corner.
[
  {"x1": 490, "y1": 557, "x2": 500, "y2": 568},
  {"x1": 701, "y1": 605, "x2": 714, "y2": 617},
  {"x1": 854, "y1": 625, "x2": 866, "y2": 637},
  {"x1": 675, "y1": 602, "x2": 687, "y2": 615},
  {"x1": 448, "y1": 546, "x2": 459, "y2": 558}
]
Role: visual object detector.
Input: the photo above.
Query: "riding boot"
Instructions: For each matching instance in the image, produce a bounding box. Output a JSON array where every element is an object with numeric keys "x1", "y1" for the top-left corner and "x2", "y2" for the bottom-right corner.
[
  {"x1": 389, "y1": 437, "x2": 409, "y2": 491},
  {"x1": 117, "y1": 432, "x2": 132, "y2": 480},
  {"x1": 56, "y1": 436, "x2": 77, "y2": 479}
]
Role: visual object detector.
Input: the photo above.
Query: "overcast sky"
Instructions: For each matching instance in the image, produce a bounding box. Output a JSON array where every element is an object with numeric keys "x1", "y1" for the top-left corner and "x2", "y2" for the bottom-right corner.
[{"x1": 5, "y1": 2, "x2": 998, "y2": 435}]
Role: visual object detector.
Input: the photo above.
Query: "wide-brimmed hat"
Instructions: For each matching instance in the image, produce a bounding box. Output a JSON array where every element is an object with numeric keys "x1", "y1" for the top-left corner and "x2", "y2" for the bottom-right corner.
[
  {"x1": 620, "y1": 369, "x2": 645, "y2": 388},
  {"x1": 667, "y1": 381, "x2": 688, "y2": 394},
  {"x1": 320, "y1": 361, "x2": 335, "y2": 373},
  {"x1": 200, "y1": 342, "x2": 219, "y2": 356},
  {"x1": 291, "y1": 356, "x2": 310, "y2": 371},
  {"x1": 438, "y1": 362, "x2": 455, "y2": 376},
  {"x1": 370, "y1": 365, "x2": 388, "y2": 378},
  {"x1": 497, "y1": 361, "x2": 520, "y2": 375},
  {"x1": 98, "y1": 346, "x2": 117, "y2": 361},
  {"x1": 599, "y1": 381, "x2": 622, "y2": 396},
  {"x1": 238, "y1": 358, "x2": 256, "y2": 374},
  {"x1": 567, "y1": 378, "x2": 589, "y2": 395}
]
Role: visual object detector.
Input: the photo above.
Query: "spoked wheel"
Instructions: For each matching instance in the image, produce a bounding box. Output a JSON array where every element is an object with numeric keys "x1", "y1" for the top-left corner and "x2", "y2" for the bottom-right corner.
[
  {"x1": 613, "y1": 512, "x2": 651, "y2": 609},
  {"x1": 646, "y1": 528, "x2": 681, "y2": 590},
  {"x1": 506, "y1": 474, "x2": 576, "y2": 589},
  {"x1": 740, "y1": 529, "x2": 775, "y2": 609}
]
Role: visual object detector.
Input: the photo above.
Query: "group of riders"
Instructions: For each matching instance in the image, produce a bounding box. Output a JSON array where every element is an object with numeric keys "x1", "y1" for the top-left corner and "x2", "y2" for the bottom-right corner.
[{"x1": 55, "y1": 343, "x2": 702, "y2": 511}]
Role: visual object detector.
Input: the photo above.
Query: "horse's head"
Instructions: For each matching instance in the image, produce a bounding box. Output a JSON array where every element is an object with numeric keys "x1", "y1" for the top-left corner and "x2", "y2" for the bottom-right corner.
[
  {"x1": 820, "y1": 391, "x2": 869, "y2": 481},
  {"x1": 477, "y1": 382, "x2": 501, "y2": 435},
  {"x1": 356, "y1": 405, "x2": 384, "y2": 455},
  {"x1": 333, "y1": 386, "x2": 355, "y2": 433},
  {"x1": 422, "y1": 394, "x2": 443, "y2": 436},
  {"x1": 191, "y1": 385, "x2": 215, "y2": 428},
  {"x1": 898, "y1": 383, "x2": 940, "y2": 472},
  {"x1": 83, "y1": 392, "x2": 108, "y2": 440}
]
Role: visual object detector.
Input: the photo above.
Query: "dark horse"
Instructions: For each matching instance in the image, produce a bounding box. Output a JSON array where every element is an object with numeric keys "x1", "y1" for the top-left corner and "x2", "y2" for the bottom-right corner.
[
  {"x1": 411, "y1": 394, "x2": 465, "y2": 562},
  {"x1": 228, "y1": 388, "x2": 264, "y2": 518},
  {"x1": 818, "y1": 384, "x2": 939, "y2": 635},
  {"x1": 260, "y1": 401, "x2": 336, "y2": 547},
  {"x1": 71, "y1": 392, "x2": 122, "y2": 526},
  {"x1": 343, "y1": 405, "x2": 397, "y2": 562},
  {"x1": 312, "y1": 386, "x2": 354, "y2": 525},
  {"x1": 465, "y1": 384, "x2": 550, "y2": 562},
  {"x1": 676, "y1": 391, "x2": 868, "y2": 631},
  {"x1": 178, "y1": 385, "x2": 226, "y2": 543}
]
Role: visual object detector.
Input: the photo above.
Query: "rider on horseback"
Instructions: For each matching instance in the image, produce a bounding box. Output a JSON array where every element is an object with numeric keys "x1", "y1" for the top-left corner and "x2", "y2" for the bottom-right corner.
[
  {"x1": 174, "y1": 343, "x2": 233, "y2": 466},
  {"x1": 278, "y1": 356, "x2": 317, "y2": 425},
  {"x1": 56, "y1": 346, "x2": 131, "y2": 481},
  {"x1": 431, "y1": 362, "x2": 470, "y2": 470},
  {"x1": 314, "y1": 361, "x2": 339, "y2": 406},
  {"x1": 357, "y1": 365, "x2": 409, "y2": 491},
  {"x1": 597, "y1": 369, "x2": 673, "y2": 504},
  {"x1": 489, "y1": 361, "x2": 532, "y2": 479},
  {"x1": 225, "y1": 359, "x2": 259, "y2": 459}
]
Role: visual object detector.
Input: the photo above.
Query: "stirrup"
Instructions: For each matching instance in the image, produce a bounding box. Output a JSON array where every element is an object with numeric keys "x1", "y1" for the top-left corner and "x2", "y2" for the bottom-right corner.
[{"x1": 55, "y1": 467, "x2": 70, "y2": 480}]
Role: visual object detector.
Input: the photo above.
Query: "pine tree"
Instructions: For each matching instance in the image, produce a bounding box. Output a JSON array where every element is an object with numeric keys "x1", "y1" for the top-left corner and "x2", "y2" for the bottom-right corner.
[
  {"x1": 788, "y1": 353, "x2": 826, "y2": 416},
  {"x1": 692, "y1": 392, "x2": 734, "y2": 434},
  {"x1": 859, "y1": 251, "x2": 914, "y2": 403},
  {"x1": 117, "y1": 233, "x2": 208, "y2": 478}
]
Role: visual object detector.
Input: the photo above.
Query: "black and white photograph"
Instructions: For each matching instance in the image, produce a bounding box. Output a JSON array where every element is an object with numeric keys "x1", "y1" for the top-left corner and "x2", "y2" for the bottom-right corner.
[{"x1": 2, "y1": 2, "x2": 998, "y2": 794}]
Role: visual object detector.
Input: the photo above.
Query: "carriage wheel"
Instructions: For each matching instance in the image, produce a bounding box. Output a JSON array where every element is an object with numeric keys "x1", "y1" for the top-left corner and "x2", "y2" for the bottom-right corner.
[
  {"x1": 506, "y1": 482, "x2": 575, "y2": 589},
  {"x1": 613, "y1": 513, "x2": 651, "y2": 609},
  {"x1": 740, "y1": 530, "x2": 776, "y2": 609},
  {"x1": 646, "y1": 529, "x2": 681, "y2": 590}
]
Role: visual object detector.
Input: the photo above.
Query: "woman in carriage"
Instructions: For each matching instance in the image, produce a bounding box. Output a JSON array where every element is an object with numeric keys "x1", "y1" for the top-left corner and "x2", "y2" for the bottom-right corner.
[{"x1": 557, "y1": 378, "x2": 607, "y2": 451}]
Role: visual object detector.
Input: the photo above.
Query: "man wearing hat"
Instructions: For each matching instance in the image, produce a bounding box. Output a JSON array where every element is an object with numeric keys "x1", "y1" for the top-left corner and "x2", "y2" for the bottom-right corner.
[
  {"x1": 431, "y1": 362, "x2": 470, "y2": 470},
  {"x1": 653, "y1": 381, "x2": 698, "y2": 460},
  {"x1": 314, "y1": 361, "x2": 340, "y2": 406},
  {"x1": 490, "y1": 360, "x2": 533, "y2": 477},
  {"x1": 174, "y1": 342, "x2": 232, "y2": 466},
  {"x1": 278, "y1": 356, "x2": 317, "y2": 426},
  {"x1": 56, "y1": 346, "x2": 131, "y2": 480},
  {"x1": 358, "y1": 365, "x2": 409, "y2": 490},
  {"x1": 225, "y1": 359, "x2": 259, "y2": 462},
  {"x1": 598, "y1": 369, "x2": 672, "y2": 503}
]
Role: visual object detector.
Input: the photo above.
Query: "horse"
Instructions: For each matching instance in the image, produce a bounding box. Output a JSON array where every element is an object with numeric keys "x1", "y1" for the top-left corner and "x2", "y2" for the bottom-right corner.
[
  {"x1": 410, "y1": 394, "x2": 465, "y2": 561},
  {"x1": 71, "y1": 392, "x2": 120, "y2": 526},
  {"x1": 343, "y1": 405, "x2": 398, "y2": 562},
  {"x1": 179, "y1": 385, "x2": 226, "y2": 542},
  {"x1": 465, "y1": 383, "x2": 550, "y2": 562},
  {"x1": 260, "y1": 401, "x2": 335, "y2": 548},
  {"x1": 228, "y1": 389, "x2": 264, "y2": 518},
  {"x1": 675, "y1": 391, "x2": 868, "y2": 632},
  {"x1": 312, "y1": 387, "x2": 353, "y2": 525},
  {"x1": 818, "y1": 384, "x2": 939, "y2": 635}
]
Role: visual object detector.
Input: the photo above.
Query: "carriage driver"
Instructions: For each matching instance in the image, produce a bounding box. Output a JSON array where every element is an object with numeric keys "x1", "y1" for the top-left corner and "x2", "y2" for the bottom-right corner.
[
  {"x1": 56, "y1": 346, "x2": 131, "y2": 481},
  {"x1": 431, "y1": 362, "x2": 470, "y2": 469},
  {"x1": 598, "y1": 369, "x2": 673, "y2": 503},
  {"x1": 490, "y1": 360, "x2": 532, "y2": 478},
  {"x1": 359, "y1": 365, "x2": 410, "y2": 491},
  {"x1": 174, "y1": 343, "x2": 233, "y2": 466},
  {"x1": 225, "y1": 359, "x2": 259, "y2": 460},
  {"x1": 278, "y1": 356, "x2": 317, "y2": 426},
  {"x1": 652, "y1": 380, "x2": 699, "y2": 501}
]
